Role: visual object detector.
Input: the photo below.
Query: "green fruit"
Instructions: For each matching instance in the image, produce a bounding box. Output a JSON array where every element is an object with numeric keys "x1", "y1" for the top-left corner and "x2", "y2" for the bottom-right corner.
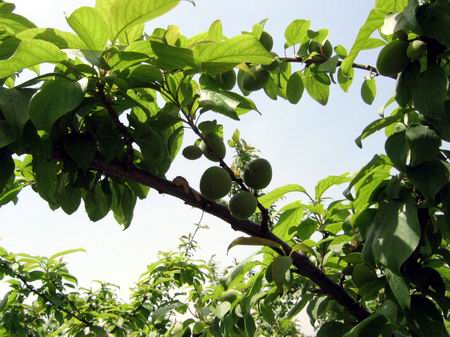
[
  {"x1": 217, "y1": 69, "x2": 236, "y2": 90},
  {"x1": 220, "y1": 289, "x2": 242, "y2": 302},
  {"x1": 352, "y1": 264, "x2": 378, "y2": 288},
  {"x1": 182, "y1": 145, "x2": 202, "y2": 160},
  {"x1": 407, "y1": 40, "x2": 427, "y2": 60},
  {"x1": 259, "y1": 31, "x2": 273, "y2": 51},
  {"x1": 376, "y1": 40, "x2": 409, "y2": 77},
  {"x1": 229, "y1": 191, "x2": 257, "y2": 220},
  {"x1": 243, "y1": 158, "x2": 272, "y2": 190},
  {"x1": 200, "y1": 134, "x2": 226, "y2": 162},
  {"x1": 200, "y1": 166, "x2": 232, "y2": 200},
  {"x1": 241, "y1": 66, "x2": 270, "y2": 92}
]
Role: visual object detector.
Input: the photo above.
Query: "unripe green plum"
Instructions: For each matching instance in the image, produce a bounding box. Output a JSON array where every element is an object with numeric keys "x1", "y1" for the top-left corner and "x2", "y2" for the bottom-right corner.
[
  {"x1": 243, "y1": 158, "x2": 272, "y2": 190},
  {"x1": 200, "y1": 166, "x2": 232, "y2": 200},
  {"x1": 241, "y1": 66, "x2": 270, "y2": 92},
  {"x1": 220, "y1": 289, "x2": 242, "y2": 302},
  {"x1": 259, "y1": 31, "x2": 273, "y2": 51},
  {"x1": 216, "y1": 69, "x2": 236, "y2": 90},
  {"x1": 376, "y1": 40, "x2": 409, "y2": 77},
  {"x1": 200, "y1": 134, "x2": 226, "y2": 162},
  {"x1": 182, "y1": 145, "x2": 202, "y2": 160},
  {"x1": 229, "y1": 191, "x2": 257, "y2": 220},
  {"x1": 406, "y1": 40, "x2": 427, "y2": 60}
]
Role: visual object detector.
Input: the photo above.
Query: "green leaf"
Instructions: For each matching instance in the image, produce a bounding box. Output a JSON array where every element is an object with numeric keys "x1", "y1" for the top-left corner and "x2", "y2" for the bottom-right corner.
[
  {"x1": 258, "y1": 184, "x2": 306, "y2": 208},
  {"x1": 361, "y1": 77, "x2": 376, "y2": 105},
  {"x1": 406, "y1": 160, "x2": 449, "y2": 201},
  {"x1": 318, "y1": 55, "x2": 340, "y2": 73},
  {"x1": 111, "y1": 184, "x2": 137, "y2": 229},
  {"x1": 270, "y1": 256, "x2": 292, "y2": 291},
  {"x1": 273, "y1": 202, "x2": 304, "y2": 241},
  {"x1": 341, "y1": 8, "x2": 388, "y2": 75},
  {"x1": 315, "y1": 173, "x2": 351, "y2": 201},
  {"x1": 0, "y1": 149, "x2": 14, "y2": 193},
  {"x1": 416, "y1": 1, "x2": 450, "y2": 48},
  {"x1": 49, "y1": 248, "x2": 86, "y2": 261},
  {"x1": 407, "y1": 295, "x2": 448, "y2": 337},
  {"x1": 199, "y1": 90, "x2": 240, "y2": 120},
  {"x1": 302, "y1": 68, "x2": 330, "y2": 105},
  {"x1": 0, "y1": 120, "x2": 16, "y2": 148},
  {"x1": 150, "y1": 41, "x2": 197, "y2": 70},
  {"x1": 286, "y1": 71, "x2": 304, "y2": 104},
  {"x1": 0, "y1": 39, "x2": 66, "y2": 79},
  {"x1": 284, "y1": 19, "x2": 310, "y2": 47},
  {"x1": 343, "y1": 313, "x2": 389, "y2": 337},
  {"x1": 96, "y1": 0, "x2": 180, "y2": 42},
  {"x1": 67, "y1": 7, "x2": 108, "y2": 51},
  {"x1": 355, "y1": 114, "x2": 403, "y2": 148},
  {"x1": 208, "y1": 19, "x2": 223, "y2": 42},
  {"x1": 385, "y1": 268, "x2": 410, "y2": 309},
  {"x1": 385, "y1": 130, "x2": 408, "y2": 171},
  {"x1": 56, "y1": 175, "x2": 82, "y2": 215},
  {"x1": 151, "y1": 302, "x2": 185, "y2": 323},
  {"x1": 337, "y1": 67, "x2": 354, "y2": 92},
  {"x1": 411, "y1": 64, "x2": 448, "y2": 120},
  {"x1": 227, "y1": 237, "x2": 281, "y2": 254},
  {"x1": 406, "y1": 125, "x2": 441, "y2": 166},
  {"x1": 0, "y1": 12, "x2": 36, "y2": 35},
  {"x1": 28, "y1": 79, "x2": 84, "y2": 131},
  {"x1": 16, "y1": 28, "x2": 88, "y2": 49},
  {"x1": 84, "y1": 182, "x2": 112, "y2": 222},
  {"x1": 63, "y1": 134, "x2": 97, "y2": 170},
  {"x1": 0, "y1": 88, "x2": 34, "y2": 134},
  {"x1": 210, "y1": 301, "x2": 231, "y2": 320},
  {"x1": 317, "y1": 321, "x2": 351, "y2": 337},
  {"x1": 195, "y1": 34, "x2": 273, "y2": 72},
  {"x1": 371, "y1": 202, "x2": 421, "y2": 273}
]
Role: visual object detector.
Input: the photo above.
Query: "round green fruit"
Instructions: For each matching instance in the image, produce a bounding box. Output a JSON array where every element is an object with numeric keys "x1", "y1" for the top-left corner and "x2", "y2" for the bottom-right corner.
[
  {"x1": 376, "y1": 40, "x2": 409, "y2": 77},
  {"x1": 200, "y1": 166, "x2": 232, "y2": 200},
  {"x1": 216, "y1": 69, "x2": 236, "y2": 90},
  {"x1": 182, "y1": 145, "x2": 202, "y2": 160},
  {"x1": 352, "y1": 264, "x2": 378, "y2": 288},
  {"x1": 229, "y1": 191, "x2": 257, "y2": 220},
  {"x1": 407, "y1": 40, "x2": 427, "y2": 60},
  {"x1": 241, "y1": 66, "x2": 270, "y2": 92},
  {"x1": 200, "y1": 134, "x2": 226, "y2": 162},
  {"x1": 259, "y1": 31, "x2": 273, "y2": 51},
  {"x1": 220, "y1": 289, "x2": 242, "y2": 302},
  {"x1": 243, "y1": 158, "x2": 272, "y2": 190}
]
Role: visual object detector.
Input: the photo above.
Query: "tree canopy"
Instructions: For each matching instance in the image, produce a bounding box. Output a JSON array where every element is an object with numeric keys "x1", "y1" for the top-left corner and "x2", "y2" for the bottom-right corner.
[{"x1": 0, "y1": 0, "x2": 449, "y2": 336}]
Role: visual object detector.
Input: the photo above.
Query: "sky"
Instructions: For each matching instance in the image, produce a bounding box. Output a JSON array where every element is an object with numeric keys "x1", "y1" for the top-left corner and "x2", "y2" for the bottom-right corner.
[{"x1": 1, "y1": 0, "x2": 394, "y2": 334}]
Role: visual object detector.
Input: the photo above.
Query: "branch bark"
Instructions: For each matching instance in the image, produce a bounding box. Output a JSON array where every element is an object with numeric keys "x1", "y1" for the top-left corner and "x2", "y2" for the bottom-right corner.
[{"x1": 85, "y1": 157, "x2": 370, "y2": 322}]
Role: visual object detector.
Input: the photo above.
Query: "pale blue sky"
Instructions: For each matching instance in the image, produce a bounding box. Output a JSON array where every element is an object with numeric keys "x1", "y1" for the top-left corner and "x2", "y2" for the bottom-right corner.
[{"x1": 1, "y1": 1, "x2": 393, "y2": 333}]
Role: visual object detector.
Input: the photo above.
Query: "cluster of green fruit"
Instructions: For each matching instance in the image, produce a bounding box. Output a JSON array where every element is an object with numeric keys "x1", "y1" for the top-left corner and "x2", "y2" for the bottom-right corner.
[
  {"x1": 238, "y1": 31, "x2": 277, "y2": 92},
  {"x1": 183, "y1": 135, "x2": 273, "y2": 220},
  {"x1": 376, "y1": 34, "x2": 427, "y2": 77},
  {"x1": 198, "y1": 158, "x2": 271, "y2": 220}
]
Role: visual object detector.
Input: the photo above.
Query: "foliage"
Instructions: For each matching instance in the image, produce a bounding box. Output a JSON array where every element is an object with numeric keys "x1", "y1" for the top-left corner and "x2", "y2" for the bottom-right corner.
[{"x1": 0, "y1": 0, "x2": 449, "y2": 336}]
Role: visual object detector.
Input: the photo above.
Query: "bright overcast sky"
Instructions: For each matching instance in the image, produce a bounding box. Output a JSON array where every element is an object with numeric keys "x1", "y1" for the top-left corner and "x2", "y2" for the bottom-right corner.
[{"x1": 1, "y1": 1, "x2": 392, "y2": 334}]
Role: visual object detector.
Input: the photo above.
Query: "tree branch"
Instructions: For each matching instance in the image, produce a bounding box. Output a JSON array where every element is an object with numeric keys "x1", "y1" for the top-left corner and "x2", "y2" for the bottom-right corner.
[{"x1": 83, "y1": 157, "x2": 370, "y2": 322}]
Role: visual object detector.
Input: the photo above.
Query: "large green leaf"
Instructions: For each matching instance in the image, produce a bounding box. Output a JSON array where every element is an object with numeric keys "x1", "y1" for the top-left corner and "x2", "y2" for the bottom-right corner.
[
  {"x1": 0, "y1": 149, "x2": 14, "y2": 194},
  {"x1": 63, "y1": 134, "x2": 97, "y2": 170},
  {"x1": 273, "y1": 201, "x2": 304, "y2": 241},
  {"x1": 407, "y1": 295, "x2": 448, "y2": 337},
  {"x1": 286, "y1": 71, "x2": 304, "y2": 104},
  {"x1": 258, "y1": 184, "x2": 306, "y2": 209},
  {"x1": 341, "y1": 9, "x2": 388, "y2": 76},
  {"x1": 355, "y1": 113, "x2": 403, "y2": 148},
  {"x1": 406, "y1": 160, "x2": 449, "y2": 201},
  {"x1": 284, "y1": 19, "x2": 310, "y2": 47},
  {"x1": 195, "y1": 34, "x2": 273, "y2": 73},
  {"x1": 371, "y1": 202, "x2": 421, "y2": 273},
  {"x1": 416, "y1": 1, "x2": 450, "y2": 48},
  {"x1": 28, "y1": 79, "x2": 84, "y2": 131},
  {"x1": 385, "y1": 130, "x2": 408, "y2": 171},
  {"x1": 96, "y1": 0, "x2": 180, "y2": 42},
  {"x1": 227, "y1": 237, "x2": 281, "y2": 254},
  {"x1": 83, "y1": 182, "x2": 112, "y2": 222},
  {"x1": 405, "y1": 125, "x2": 441, "y2": 166},
  {"x1": 0, "y1": 88, "x2": 34, "y2": 133},
  {"x1": 411, "y1": 64, "x2": 448, "y2": 120},
  {"x1": 385, "y1": 268, "x2": 410, "y2": 309},
  {"x1": 16, "y1": 28, "x2": 87, "y2": 49},
  {"x1": 0, "y1": 39, "x2": 66, "y2": 79},
  {"x1": 150, "y1": 41, "x2": 197, "y2": 70},
  {"x1": 302, "y1": 68, "x2": 330, "y2": 106},
  {"x1": 0, "y1": 120, "x2": 16, "y2": 148},
  {"x1": 67, "y1": 7, "x2": 108, "y2": 51},
  {"x1": 0, "y1": 12, "x2": 35, "y2": 35},
  {"x1": 315, "y1": 173, "x2": 351, "y2": 201}
]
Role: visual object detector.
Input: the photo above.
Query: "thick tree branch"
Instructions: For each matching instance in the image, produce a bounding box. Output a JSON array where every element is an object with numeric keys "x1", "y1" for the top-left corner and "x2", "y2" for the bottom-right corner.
[{"x1": 84, "y1": 157, "x2": 370, "y2": 322}]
